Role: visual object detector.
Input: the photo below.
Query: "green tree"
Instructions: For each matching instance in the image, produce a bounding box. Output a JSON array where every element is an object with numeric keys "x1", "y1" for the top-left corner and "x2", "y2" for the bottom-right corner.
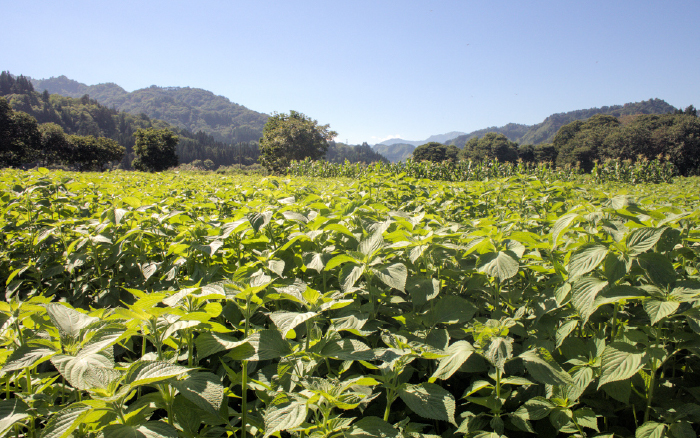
[
  {"x1": 0, "y1": 96, "x2": 41, "y2": 167},
  {"x1": 259, "y1": 110, "x2": 337, "y2": 173},
  {"x1": 555, "y1": 114, "x2": 620, "y2": 171},
  {"x1": 412, "y1": 142, "x2": 459, "y2": 162},
  {"x1": 38, "y1": 123, "x2": 71, "y2": 165},
  {"x1": 67, "y1": 135, "x2": 124, "y2": 171},
  {"x1": 132, "y1": 128, "x2": 179, "y2": 172},
  {"x1": 459, "y1": 132, "x2": 519, "y2": 163}
]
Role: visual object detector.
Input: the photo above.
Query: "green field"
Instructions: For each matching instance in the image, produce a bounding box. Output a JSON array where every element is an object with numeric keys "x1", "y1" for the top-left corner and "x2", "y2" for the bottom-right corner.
[{"x1": 1, "y1": 169, "x2": 699, "y2": 438}]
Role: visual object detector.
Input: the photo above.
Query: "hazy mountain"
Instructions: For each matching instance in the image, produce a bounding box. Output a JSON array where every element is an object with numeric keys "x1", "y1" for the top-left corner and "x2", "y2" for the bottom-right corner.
[
  {"x1": 378, "y1": 131, "x2": 466, "y2": 147},
  {"x1": 31, "y1": 75, "x2": 268, "y2": 144},
  {"x1": 372, "y1": 143, "x2": 416, "y2": 162}
]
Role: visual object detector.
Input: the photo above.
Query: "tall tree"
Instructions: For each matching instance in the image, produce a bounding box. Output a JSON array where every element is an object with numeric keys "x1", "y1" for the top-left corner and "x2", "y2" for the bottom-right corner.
[
  {"x1": 259, "y1": 110, "x2": 337, "y2": 173},
  {"x1": 459, "y1": 132, "x2": 519, "y2": 163},
  {"x1": 132, "y1": 128, "x2": 179, "y2": 171},
  {"x1": 67, "y1": 135, "x2": 124, "y2": 171},
  {"x1": 412, "y1": 142, "x2": 459, "y2": 162},
  {"x1": 0, "y1": 96, "x2": 41, "y2": 167}
]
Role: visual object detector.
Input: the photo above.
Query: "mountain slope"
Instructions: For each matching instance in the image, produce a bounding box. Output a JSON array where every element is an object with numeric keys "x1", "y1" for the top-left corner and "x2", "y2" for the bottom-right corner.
[{"x1": 31, "y1": 76, "x2": 268, "y2": 144}]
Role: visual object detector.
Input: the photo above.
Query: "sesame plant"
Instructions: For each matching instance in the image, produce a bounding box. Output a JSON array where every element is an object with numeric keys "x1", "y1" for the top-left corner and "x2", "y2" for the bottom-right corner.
[{"x1": 0, "y1": 168, "x2": 699, "y2": 438}]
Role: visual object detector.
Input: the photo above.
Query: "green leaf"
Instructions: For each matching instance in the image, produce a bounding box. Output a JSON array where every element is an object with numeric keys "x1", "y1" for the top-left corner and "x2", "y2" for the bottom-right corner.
[
  {"x1": 228, "y1": 329, "x2": 292, "y2": 361},
  {"x1": 247, "y1": 211, "x2": 272, "y2": 233},
  {"x1": 406, "y1": 276, "x2": 440, "y2": 306},
  {"x1": 598, "y1": 342, "x2": 645, "y2": 388},
  {"x1": 638, "y1": 253, "x2": 676, "y2": 287},
  {"x1": 51, "y1": 350, "x2": 117, "y2": 390},
  {"x1": 321, "y1": 339, "x2": 375, "y2": 361},
  {"x1": 601, "y1": 378, "x2": 631, "y2": 404},
  {"x1": 429, "y1": 295, "x2": 476, "y2": 326},
  {"x1": 643, "y1": 299, "x2": 680, "y2": 325},
  {"x1": 552, "y1": 212, "x2": 579, "y2": 249},
  {"x1": 372, "y1": 263, "x2": 407, "y2": 292},
  {"x1": 574, "y1": 407, "x2": 599, "y2": 432},
  {"x1": 520, "y1": 348, "x2": 574, "y2": 386},
  {"x1": 124, "y1": 361, "x2": 190, "y2": 388},
  {"x1": 195, "y1": 332, "x2": 248, "y2": 359},
  {"x1": 0, "y1": 399, "x2": 29, "y2": 437},
  {"x1": 102, "y1": 421, "x2": 179, "y2": 438},
  {"x1": 346, "y1": 417, "x2": 399, "y2": 438},
  {"x1": 172, "y1": 372, "x2": 224, "y2": 415},
  {"x1": 555, "y1": 320, "x2": 578, "y2": 348},
  {"x1": 41, "y1": 403, "x2": 92, "y2": 438},
  {"x1": 45, "y1": 303, "x2": 98, "y2": 339},
  {"x1": 2, "y1": 344, "x2": 56, "y2": 372},
  {"x1": 476, "y1": 251, "x2": 520, "y2": 281},
  {"x1": 269, "y1": 311, "x2": 318, "y2": 338},
  {"x1": 430, "y1": 341, "x2": 474, "y2": 382},
  {"x1": 399, "y1": 382, "x2": 457, "y2": 425},
  {"x1": 627, "y1": 227, "x2": 666, "y2": 255},
  {"x1": 568, "y1": 244, "x2": 608, "y2": 279},
  {"x1": 263, "y1": 401, "x2": 307, "y2": 438},
  {"x1": 635, "y1": 421, "x2": 667, "y2": 438},
  {"x1": 78, "y1": 325, "x2": 127, "y2": 356},
  {"x1": 339, "y1": 263, "x2": 364, "y2": 292},
  {"x1": 668, "y1": 421, "x2": 695, "y2": 438},
  {"x1": 515, "y1": 396, "x2": 555, "y2": 421},
  {"x1": 485, "y1": 337, "x2": 513, "y2": 372},
  {"x1": 571, "y1": 276, "x2": 608, "y2": 324},
  {"x1": 325, "y1": 254, "x2": 359, "y2": 271}
]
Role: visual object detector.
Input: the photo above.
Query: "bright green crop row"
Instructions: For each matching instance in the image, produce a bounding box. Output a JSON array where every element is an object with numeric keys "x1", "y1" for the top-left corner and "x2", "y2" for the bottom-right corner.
[{"x1": 0, "y1": 169, "x2": 699, "y2": 438}]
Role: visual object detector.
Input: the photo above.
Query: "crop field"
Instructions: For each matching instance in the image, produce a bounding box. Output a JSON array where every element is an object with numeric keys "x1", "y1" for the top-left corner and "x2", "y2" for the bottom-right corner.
[{"x1": 1, "y1": 168, "x2": 699, "y2": 438}]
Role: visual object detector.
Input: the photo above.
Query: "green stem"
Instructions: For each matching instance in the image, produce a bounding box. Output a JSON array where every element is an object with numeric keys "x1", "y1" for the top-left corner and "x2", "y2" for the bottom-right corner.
[
  {"x1": 241, "y1": 361, "x2": 248, "y2": 437},
  {"x1": 644, "y1": 326, "x2": 663, "y2": 423},
  {"x1": 25, "y1": 367, "x2": 32, "y2": 394}
]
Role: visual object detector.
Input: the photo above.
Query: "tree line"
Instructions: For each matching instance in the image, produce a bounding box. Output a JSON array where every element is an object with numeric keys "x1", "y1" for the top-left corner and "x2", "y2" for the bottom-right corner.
[{"x1": 414, "y1": 106, "x2": 700, "y2": 176}]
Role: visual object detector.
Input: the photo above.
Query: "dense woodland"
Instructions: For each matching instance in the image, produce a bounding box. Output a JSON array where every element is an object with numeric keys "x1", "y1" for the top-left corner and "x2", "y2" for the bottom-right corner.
[{"x1": 31, "y1": 75, "x2": 268, "y2": 144}]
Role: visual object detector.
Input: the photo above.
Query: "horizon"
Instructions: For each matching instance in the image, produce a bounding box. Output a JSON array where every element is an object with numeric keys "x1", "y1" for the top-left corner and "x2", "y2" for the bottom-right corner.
[{"x1": 3, "y1": 1, "x2": 699, "y2": 144}]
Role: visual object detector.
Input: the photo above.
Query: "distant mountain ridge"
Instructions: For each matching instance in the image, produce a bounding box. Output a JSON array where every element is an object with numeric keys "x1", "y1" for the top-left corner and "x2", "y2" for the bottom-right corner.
[
  {"x1": 374, "y1": 98, "x2": 677, "y2": 162},
  {"x1": 31, "y1": 75, "x2": 268, "y2": 144}
]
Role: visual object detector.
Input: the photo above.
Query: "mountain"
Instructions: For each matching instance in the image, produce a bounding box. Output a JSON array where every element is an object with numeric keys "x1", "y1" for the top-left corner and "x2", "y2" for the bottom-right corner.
[
  {"x1": 375, "y1": 99, "x2": 678, "y2": 162},
  {"x1": 372, "y1": 143, "x2": 416, "y2": 162},
  {"x1": 31, "y1": 75, "x2": 268, "y2": 144},
  {"x1": 447, "y1": 98, "x2": 676, "y2": 148}
]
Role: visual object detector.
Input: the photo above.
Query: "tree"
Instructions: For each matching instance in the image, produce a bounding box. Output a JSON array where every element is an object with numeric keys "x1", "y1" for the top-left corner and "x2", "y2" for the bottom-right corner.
[
  {"x1": 0, "y1": 96, "x2": 41, "y2": 167},
  {"x1": 38, "y1": 123, "x2": 71, "y2": 165},
  {"x1": 132, "y1": 128, "x2": 179, "y2": 172},
  {"x1": 554, "y1": 114, "x2": 620, "y2": 171},
  {"x1": 412, "y1": 142, "x2": 459, "y2": 162},
  {"x1": 459, "y1": 132, "x2": 519, "y2": 163},
  {"x1": 67, "y1": 135, "x2": 124, "y2": 171},
  {"x1": 259, "y1": 110, "x2": 337, "y2": 173}
]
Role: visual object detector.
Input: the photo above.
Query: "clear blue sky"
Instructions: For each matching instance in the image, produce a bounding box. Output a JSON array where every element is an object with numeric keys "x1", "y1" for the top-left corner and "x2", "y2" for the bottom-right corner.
[{"x1": 3, "y1": 0, "x2": 699, "y2": 144}]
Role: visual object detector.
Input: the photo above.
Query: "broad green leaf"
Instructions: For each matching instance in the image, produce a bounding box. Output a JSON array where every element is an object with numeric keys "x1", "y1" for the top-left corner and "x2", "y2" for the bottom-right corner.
[
  {"x1": 406, "y1": 276, "x2": 440, "y2": 306},
  {"x1": 102, "y1": 421, "x2": 179, "y2": 438},
  {"x1": 485, "y1": 337, "x2": 512, "y2": 372},
  {"x1": 321, "y1": 339, "x2": 375, "y2": 361},
  {"x1": 601, "y1": 378, "x2": 631, "y2": 404},
  {"x1": 51, "y1": 350, "x2": 117, "y2": 390},
  {"x1": 195, "y1": 332, "x2": 249, "y2": 359},
  {"x1": 247, "y1": 211, "x2": 273, "y2": 233},
  {"x1": 41, "y1": 403, "x2": 92, "y2": 438},
  {"x1": 430, "y1": 341, "x2": 474, "y2": 382},
  {"x1": 635, "y1": 421, "x2": 667, "y2": 438},
  {"x1": 228, "y1": 330, "x2": 292, "y2": 361},
  {"x1": 0, "y1": 399, "x2": 29, "y2": 437},
  {"x1": 568, "y1": 245, "x2": 608, "y2": 279},
  {"x1": 339, "y1": 263, "x2": 364, "y2": 292},
  {"x1": 172, "y1": 372, "x2": 224, "y2": 415},
  {"x1": 598, "y1": 342, "x2": 645, "y2": 388},
  {"x1": 555, "y1": 320, "x2": 578, "y2": 348},
  {"x1": 476, "y1": 251, "x2": 520, "y2": 281},
  {"x1": 359, "y1": 232, "x2": 384, "y2": 257},
  {"x1": 643, "y1": 299, "x2": 680, "y2": 325},
  {"x1": 372, "y1": 263, "x2": 407, "y2": 292},
  {"x1": 520, "y1": 348, "x2": 574, "y2": 386},
  {"x1": 269, "y1": 311, "x2": 318, "y2": 338},
  {"x1": 637, "y1": 253, "x2": 676, "y2": 287},
  {"x1": 2, "y1": 344, "x2": 56, "y2": 372},
  {"x1": 78, "y1": 325, "x2": 127, "y2": 356},
  {"x1": 571, "y1": 276, "x2": 608, "y2": 324},
  {"x1": 399, "y1": 382, "x2": 457, "y2": 425},
  {"x1": 668, "y1": 422, "x2": 695, "y2": 438},
  {"x1": 263, "y1": 401, "x2": 307, "y2": 438},
  {"x1": 429, "y1": 295, "x2": 476, "y2": 326},
  {"x1": 627, "y1": 227, "x2": 666, "y2": 255},
  {"x1": 124, "y1": 361, "x2": 190, "y2": 388},
  {"x1": 552, "y1": 212, "x2": 580, "y2": 249},
  {"x1": 574, "y1": 407, "x2": 599, "y2": 432},
  {"x1": 45, "y1": 303, "x2": 98, "y2": 339},
  {"x1": 325, "y1": 254, "x2": 359, "y2": 271},
  {"x1": 515, "y1": 396, "x2": 555, "y2": 420},
  {"x1": 346, "y1": 416, "x2": 399, "y2": 438}
]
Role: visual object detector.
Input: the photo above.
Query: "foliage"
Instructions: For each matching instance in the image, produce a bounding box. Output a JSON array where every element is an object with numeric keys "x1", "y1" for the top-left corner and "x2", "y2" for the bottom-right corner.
[
  {"x1": 132, "y1": 128, "x2": 179, "y2": 172},
  {"x1": 31, "y1": 75, "x2": 269, "y2": 144},
  {"x1": 460, "y1": 133, "x2": 520, "y2": 163},
  {"x1": 0, "y1": 97, "x2": 40, "y2": 167},
  {"x1": 412, "y1": 142, "x2": 459, "y2": 163},
  {"x1": 66, "y1": 135, "x2": 125, "y2": 171},
  {"x1": 591, "y1": 157, "x2": 677, "y2": 184},
  {"x1": 1, "y1": 169, "x2": 700, "y2": 438},
  {"x1": 259, "y1": 111, "x2": 337, "y2": 174},
  {"x1": 326, "y1": 142, "x2": 388, "y2": 164},
  {"x1": 371, "y1": 143, "x2": 416, "y2": 163}
]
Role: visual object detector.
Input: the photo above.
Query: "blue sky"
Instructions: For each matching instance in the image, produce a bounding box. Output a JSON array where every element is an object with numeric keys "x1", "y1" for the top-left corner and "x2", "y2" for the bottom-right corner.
[{"x1": 3, "y1": 0, "x2": 699, "y2": 144}]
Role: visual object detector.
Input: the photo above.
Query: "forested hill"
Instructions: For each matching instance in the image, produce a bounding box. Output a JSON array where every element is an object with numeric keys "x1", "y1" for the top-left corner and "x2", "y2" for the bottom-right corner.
[
  {"x1": 448, "y1": 98, "x2": 677, "y2": 147},
  {"x1": 2, "y1": 71, "x2": 260, "y2": 169},
  {"x1": 31, "y1": 75, "x2": 268, "y2": 144}
]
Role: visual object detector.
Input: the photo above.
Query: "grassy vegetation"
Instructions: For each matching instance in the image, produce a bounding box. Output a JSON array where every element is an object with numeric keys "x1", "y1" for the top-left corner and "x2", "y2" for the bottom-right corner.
[{"x1": 1, "y1": 168, "x2": 699, "y2": 437}]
